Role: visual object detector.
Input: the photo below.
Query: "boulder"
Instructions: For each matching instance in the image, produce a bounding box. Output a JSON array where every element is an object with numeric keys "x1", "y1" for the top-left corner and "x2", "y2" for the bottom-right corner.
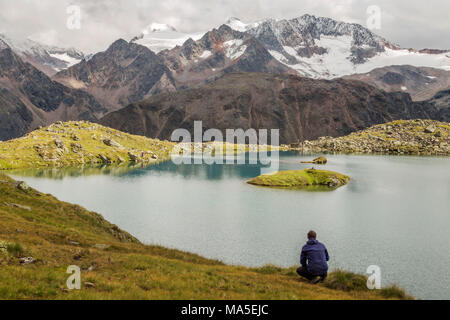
[
  {"x1": 70, "y1": 143, "x2": 83, "y2": 153},
  {"x1": 128, "y1": 152, "x2": 139, "y2": 162},
  {"x1": 98, "y1": 154, "x2": 111, "y2": 164},
  {"x1": 54, "y1": 138, "x2": 65, "y2": 149},
  {"x1": 19, "y1": 257, "x2": 34, "y2": 265},
  {"x1": 93, "y1": 244, "x2": 110, "y2": 250},
  {"x1": 16, "y1": 181, "x2": 30, "y2": 192},
  {"x1": 424, "y1": 125, "x2": 436, "y2": 134},
  {"x1": 103, "y1": 139, "x2": 121, "y2": 148}
]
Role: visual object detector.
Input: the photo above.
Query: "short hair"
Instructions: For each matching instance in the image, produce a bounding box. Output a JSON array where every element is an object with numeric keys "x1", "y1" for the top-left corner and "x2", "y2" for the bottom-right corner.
[{"x1": 307, "y1": 230, "x2": 317, "y2": 239}]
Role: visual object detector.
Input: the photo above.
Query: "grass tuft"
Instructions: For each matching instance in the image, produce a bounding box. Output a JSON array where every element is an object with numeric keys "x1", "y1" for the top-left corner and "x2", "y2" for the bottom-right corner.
[
  {"x1": 6, "y1": 242, "x2": 24, "y2": 257},
  {"x1": 324, "y1": 270, "x2": 368, "y2": 292},
  {"x1": 380, "y1": 285, "x2": 412, "y2": 300}
]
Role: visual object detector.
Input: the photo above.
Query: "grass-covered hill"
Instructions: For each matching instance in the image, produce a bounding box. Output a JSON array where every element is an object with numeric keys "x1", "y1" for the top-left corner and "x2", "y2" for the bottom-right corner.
[
  {"x1": 292, "y1": 120, "x2": 450, "y2": 155},
  {"x1": 0, "y1": 121, "x2": 174, "y2": 170},
  {"x1": 0, "y1": 173, "x2": 411, "y2": 299}
]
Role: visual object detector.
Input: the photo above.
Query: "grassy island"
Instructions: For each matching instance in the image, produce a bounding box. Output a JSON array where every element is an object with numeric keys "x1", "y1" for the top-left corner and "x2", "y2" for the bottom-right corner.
[{"x1": 247, "y1": 169, "x2": 350, "y2": 189}]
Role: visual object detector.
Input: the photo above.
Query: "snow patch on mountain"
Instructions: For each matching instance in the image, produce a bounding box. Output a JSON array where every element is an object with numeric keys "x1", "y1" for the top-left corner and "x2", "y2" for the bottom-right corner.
[
  {"x1": 281, "y1": 35, "x2": 357, "y2": 78},
  {"x1": 279, "y1": 39, "x2": 450, "y2": 78},
  {"x1": 48, "y1": 52, "x2": 82, "y2": 70},
  {"x1": 199, "y1": 50, "x2": 212, "y2": 59},
  {"x1": 351, "y1": 49, "x2": 450, "y2": 76},
  {"x1": 224, "y1": 39, "x2": 247, "y2": 60}
]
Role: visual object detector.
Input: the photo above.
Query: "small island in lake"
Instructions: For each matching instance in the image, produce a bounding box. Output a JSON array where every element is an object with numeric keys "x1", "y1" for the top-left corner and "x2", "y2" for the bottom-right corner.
[
  {"x1": 247, "y1": 169, "x2": 350, "y2": 189},
  {"x1": 301, "y1": 156, "x2": 328, "y2": 164}
]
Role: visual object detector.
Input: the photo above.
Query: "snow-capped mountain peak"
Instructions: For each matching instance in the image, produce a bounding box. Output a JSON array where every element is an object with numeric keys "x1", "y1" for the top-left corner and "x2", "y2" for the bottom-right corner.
[
  {"x1": 225, "y1": 17, "x2": 261, "y2": 32},
  {"x1": 225, "y1": 17, "x2": 251, "y2": 32},
  {"x1": 225, "y1": 14, "x2": 450, "y2": 79}
]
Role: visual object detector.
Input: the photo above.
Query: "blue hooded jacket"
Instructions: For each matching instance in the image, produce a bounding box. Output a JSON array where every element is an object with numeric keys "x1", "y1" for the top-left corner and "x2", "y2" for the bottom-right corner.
[{"x1": 300, "y1": 239, "x2": 329, "y2": 275}]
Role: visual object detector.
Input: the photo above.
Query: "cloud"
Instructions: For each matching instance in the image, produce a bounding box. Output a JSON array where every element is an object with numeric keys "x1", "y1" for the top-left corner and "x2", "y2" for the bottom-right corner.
[{"x1": 0, "y1": 0, "x2": 449, "y2": 53}]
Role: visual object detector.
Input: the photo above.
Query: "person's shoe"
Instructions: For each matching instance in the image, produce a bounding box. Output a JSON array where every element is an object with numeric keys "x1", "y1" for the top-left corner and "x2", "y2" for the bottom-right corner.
[{"x1": 310, "y1": 277, "x2": 321, "y2": 285}]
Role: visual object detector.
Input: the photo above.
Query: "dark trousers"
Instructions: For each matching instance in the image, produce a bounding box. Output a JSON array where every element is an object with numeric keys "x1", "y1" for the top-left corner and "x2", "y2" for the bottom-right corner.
[{"x1": 296, "y1": 266, "x2": 327, "y2": 281}]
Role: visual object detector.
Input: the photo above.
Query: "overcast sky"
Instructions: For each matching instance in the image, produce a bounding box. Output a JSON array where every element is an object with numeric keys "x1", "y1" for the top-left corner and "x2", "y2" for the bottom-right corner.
[{"x1": 1, "y1": 0, "x2": 449, "y2": 53}]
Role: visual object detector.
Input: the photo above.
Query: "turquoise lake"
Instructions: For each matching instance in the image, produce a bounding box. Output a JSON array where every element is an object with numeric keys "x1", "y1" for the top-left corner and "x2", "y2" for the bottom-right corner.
[{"x1": 11, "y1": 153, "x2": 450, "y2": 299}]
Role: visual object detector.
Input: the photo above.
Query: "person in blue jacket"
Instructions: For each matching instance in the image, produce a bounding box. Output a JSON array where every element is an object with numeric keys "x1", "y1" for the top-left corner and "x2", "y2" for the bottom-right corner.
[{"x1": 297, "y1": 230, "x2": 329, "y2": 284}]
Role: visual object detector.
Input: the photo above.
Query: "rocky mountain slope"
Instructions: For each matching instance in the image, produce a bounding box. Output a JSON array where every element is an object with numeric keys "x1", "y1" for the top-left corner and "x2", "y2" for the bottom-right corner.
[
  {"x1": 427, "y1": 89, "x2": 450, "y2": 121},
  {"x1": 0, "y1": 33, "x2": 85, "y2": 76},
  {"x1": 343, "y1": 65, "x2": 450, "y2": 101},
  {"x1": 53, "y1": 39, "x2": 176, "y2": 112},
  {"x1": 157, "y1": 25, "x2": 295, "y2": 87},
  {"x1": 100, "y1": 72, "x2": 444, "y2": 144},
  {"x1": 293, "y1": 120, "x2": 449, "y2": 155},
  {"x1": 0, "y1": 47, "x2": 106, "y2": 141}
]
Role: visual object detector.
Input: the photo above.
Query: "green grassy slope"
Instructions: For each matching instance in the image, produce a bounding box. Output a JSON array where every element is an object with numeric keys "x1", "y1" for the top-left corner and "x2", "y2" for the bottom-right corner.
[{"x1": 0, "y1": 121, "x2": 174, "y2": 170}]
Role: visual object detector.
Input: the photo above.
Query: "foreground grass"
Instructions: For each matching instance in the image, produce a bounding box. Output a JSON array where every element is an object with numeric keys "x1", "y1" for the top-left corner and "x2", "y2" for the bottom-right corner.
[{"x1": 0, "y1": 173, "x2": 411, "y2": 300}]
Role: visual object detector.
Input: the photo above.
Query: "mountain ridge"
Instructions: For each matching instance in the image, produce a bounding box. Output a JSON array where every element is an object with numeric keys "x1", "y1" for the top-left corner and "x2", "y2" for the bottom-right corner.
[{"x1": 100, "y1": 72, "x2": 445, "y2": 144}]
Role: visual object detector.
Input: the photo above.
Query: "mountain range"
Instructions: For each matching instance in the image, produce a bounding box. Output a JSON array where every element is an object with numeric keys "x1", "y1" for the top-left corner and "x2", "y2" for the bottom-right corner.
[
  {"x1": 0, "y1": 14, "x2": 449, "y2": 141},
  {"x1": 55, "y1": 15, "x2": 450, "y2": 103},
  {"x1": 100, "y1": 72, "x2": 445, "y2": 144}
]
